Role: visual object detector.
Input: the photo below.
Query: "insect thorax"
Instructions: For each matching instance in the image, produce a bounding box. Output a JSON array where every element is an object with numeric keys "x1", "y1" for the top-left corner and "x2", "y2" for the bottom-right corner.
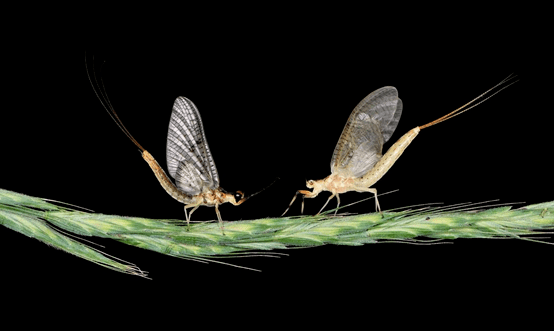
[{"x1": 318, "y1": 174, "x2": 359, "y2": 194}]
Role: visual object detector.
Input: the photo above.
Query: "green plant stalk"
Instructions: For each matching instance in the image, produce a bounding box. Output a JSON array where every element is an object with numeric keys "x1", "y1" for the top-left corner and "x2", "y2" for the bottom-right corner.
[{"x1": 1, "y1": 188, "x2": 553, "y2": 277}]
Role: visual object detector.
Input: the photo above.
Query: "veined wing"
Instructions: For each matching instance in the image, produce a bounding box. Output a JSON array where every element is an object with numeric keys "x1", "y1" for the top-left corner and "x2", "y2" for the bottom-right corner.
[
  {"x1": 331, "y1": 87, "x2": 403, "y2": 178},
  {"x1": 166, "y1": 97, "x2": 219, "y2": 195}
]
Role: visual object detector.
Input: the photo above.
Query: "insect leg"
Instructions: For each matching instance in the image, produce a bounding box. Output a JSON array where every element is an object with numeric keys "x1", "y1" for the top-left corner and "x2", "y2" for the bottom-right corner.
[
  {"x1": 184, "y1": 207, "x2": 190, "y2": 225},
  {"x1": 334, "y1": 194, "x2": 341, "y2": 216},
  {"x1": 215, "y1": 204, "x2": 226, "y2": 235},
  {"x1": 283, "y1": 190, "x2": 318, "y2": 216},
  {"x1": 316, "y1": 193, "x2": 336, "y2": 215},
  {"x1": 184, "y1": 204, "x2": 200, "y2": 229},
  {"x1": 354, "y1": 187, "x2": 382, "y2": 216},
  {"x1": 282, "y1": 191, "x2": 301, "y2": 216}
]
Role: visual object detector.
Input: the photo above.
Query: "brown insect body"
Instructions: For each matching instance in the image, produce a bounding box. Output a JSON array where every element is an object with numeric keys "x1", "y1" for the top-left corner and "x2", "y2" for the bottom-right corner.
[
  {"x1": 142, "y1": 150, "x2": 245, "y2": 209},
  {"x1": 86, "y1": 59, "x2": 247, "y2": 233},
  {"x1": 132, "y1": 99, "x2": 248, "y2": 231},
  {"x1": 142, "y1": 150, "x2": 192, "y2": 204}
]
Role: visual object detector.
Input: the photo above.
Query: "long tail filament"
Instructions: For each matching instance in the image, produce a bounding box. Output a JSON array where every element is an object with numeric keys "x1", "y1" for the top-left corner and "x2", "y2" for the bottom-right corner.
[
  {"x1": 85, "y1": 53, "x2": 145, "y2": 152},
  {"x1": 419, "y1": 74, "x2": 518, "y2": 130}
]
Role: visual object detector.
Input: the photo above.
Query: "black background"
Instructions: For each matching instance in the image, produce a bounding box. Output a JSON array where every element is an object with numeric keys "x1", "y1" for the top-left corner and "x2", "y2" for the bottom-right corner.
[{"x1": 1, "y1": 40, "x2": 550, "y2": 308}]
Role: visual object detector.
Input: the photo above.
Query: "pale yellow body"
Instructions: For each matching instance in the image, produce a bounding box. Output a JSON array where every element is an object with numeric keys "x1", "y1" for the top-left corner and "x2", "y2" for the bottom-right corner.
[
  {"x1": 284, "y1": 74, "x2": 515, "y2": 216},
  {"x1": 300, "y1": 127, "x2": 420, "y2": 214},
  {"x1": 360, "y1": 127, "x2": 420, "y2": 187}
]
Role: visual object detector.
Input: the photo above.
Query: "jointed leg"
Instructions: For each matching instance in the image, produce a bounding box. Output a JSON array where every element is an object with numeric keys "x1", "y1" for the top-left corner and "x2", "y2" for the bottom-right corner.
[
  {"x1": 316, "y1": 193, "x2": 335, "y2": 215},
  {"x1": 354, "y1": 187, "x2": 382, "y2": 216},
  {"x1": 334, "y1": 194, "x2": 341, "y2": 216},
  {"x1": 184, "y1": 204, "x2": 200, "y2": 228},
  {"x1": 282, "y1": 191, "x2": 301, "y2": 216},
  {"x1": 282, "y1": 190, "x2": 315, "y2": 216},
  {"x1": 215, "y1": 204, "x2": 225, "y2": 235}
]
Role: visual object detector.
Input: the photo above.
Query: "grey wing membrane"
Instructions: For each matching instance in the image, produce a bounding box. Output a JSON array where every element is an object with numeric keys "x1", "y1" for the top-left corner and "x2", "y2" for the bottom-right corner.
[
  {"x1": 331, "y1": 87, "x2": 403, "y2": 178},
  {"x1": 166, "y1": 97, "x2": 219, "y2": 195}
]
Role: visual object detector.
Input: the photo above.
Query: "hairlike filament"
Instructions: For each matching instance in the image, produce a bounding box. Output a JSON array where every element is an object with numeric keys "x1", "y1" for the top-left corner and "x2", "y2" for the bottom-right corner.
[
  {"x1": 85, "y1": 54, "x2": 145, "y2": 151},
  {"x1": 419, "y1": 74, "x2": 518, "y2": 130}
]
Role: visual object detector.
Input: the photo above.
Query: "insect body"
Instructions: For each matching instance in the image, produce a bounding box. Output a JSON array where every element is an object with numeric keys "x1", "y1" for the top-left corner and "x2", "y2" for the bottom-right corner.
[
  {"x1": 87, "y1": 62, "x2": 246, "y2": 230},
  {"x1": 283, "y1": 75, "x2": 516, "y2": 216},
  {"x1": 142, "y1": 97, "x2": 247, "y2": 228}
]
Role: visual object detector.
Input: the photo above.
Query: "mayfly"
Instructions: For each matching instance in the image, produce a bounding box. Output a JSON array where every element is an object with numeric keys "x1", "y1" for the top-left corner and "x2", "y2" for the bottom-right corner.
[
  {"x1": 86, "y1": 60, "x2": 249, "y2": 230},
  {"x1": 282, "y1": 74, "x2": 517, "y2": 216}
]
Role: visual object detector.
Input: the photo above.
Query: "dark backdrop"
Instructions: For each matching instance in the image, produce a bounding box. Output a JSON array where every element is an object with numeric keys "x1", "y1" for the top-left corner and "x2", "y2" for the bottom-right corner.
[{"x1": 1, "y1": 45, "x2": 550, "y2": 304}]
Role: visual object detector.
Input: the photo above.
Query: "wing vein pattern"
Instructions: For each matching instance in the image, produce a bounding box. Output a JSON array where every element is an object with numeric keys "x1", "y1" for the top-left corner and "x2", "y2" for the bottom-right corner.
[
  {"x1": 331, "y1": 86, "x2": 403, "y2": 178},
  {"x1": 166, "y1": 97, "x2": 219, "y2": 195}
]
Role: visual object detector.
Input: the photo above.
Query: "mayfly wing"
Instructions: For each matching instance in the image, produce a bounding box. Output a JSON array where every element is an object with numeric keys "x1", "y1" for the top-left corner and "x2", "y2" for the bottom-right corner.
[
  {"x1": 330, "y1": 87, "x2": 403, "y2": 178},
  {"x1": 166, "y1": 96, "x2": 220, "y2": 195}
]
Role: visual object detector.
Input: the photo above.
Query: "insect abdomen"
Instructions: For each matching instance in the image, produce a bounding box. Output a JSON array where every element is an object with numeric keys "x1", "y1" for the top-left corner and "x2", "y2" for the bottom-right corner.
[
  {"x1": 361, "y1": 127, "x2": 420, "y2": 186},
  {"x1": 142, "y1": 150, "x2": 192, "y2": 204}
]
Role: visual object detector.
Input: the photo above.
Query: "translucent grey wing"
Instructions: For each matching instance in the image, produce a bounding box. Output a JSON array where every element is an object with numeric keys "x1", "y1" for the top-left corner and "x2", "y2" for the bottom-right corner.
[
  {"x1": 381, "y1": 98, "x2": 402, "y2": 143},
  {"x1": 173, "y1": 161, "x2": 206, "y2": 195},
  {"x1": 331, "y1": 86, "x2": 401, "y2": 177},
  {"x1": 331, "y1": 112, "x2": 384, "y2": 177},
  {"x1": 351, "y1": 86, "x2": 402, "y2": 143},
  {"x1": 166, "y1": 97, "x2": 219, "y2": 194}
]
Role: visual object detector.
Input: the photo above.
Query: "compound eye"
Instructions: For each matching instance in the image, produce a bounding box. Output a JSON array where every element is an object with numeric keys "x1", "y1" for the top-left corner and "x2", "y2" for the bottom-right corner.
[
  {"x1": 234, "y1": 191, "x2": 244, "y2": 201},
  {"x1": 307, "y1": 180, "x2": 314, "y2": 186}
]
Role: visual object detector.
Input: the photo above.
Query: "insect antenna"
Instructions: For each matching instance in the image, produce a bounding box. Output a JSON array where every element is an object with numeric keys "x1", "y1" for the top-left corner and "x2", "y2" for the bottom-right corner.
[
  {"x1": 85, "y1": 53, "x2": 145, "y2": 152},
  {"x1": 419, "y1": 74, "x2": 518, "y2": 130},
  {"x1": 243, "y1": 177, "x2": 280, "y2": 201}
]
